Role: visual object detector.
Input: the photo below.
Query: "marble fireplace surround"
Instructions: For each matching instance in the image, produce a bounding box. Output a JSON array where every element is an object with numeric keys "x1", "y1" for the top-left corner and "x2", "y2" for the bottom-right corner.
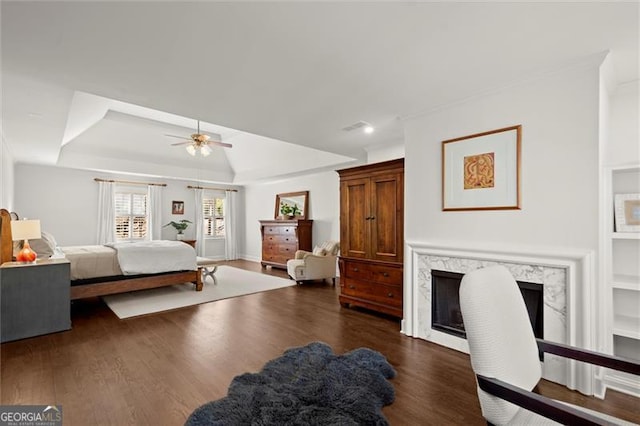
[{"x1": 402, "y1": 241, "x2": 598, "y2": 396}]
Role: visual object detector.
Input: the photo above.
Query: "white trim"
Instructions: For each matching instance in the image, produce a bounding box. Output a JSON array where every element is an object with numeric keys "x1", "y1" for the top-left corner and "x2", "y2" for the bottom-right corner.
[{"x1": 604, "y1": 371, "x2": 640, "y2": 399}]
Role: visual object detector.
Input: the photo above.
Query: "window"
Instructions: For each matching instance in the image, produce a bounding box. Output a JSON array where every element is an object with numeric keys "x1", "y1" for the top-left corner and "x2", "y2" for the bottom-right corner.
[
  {"x1": 115, "y1": 192, "x2": 148, "y2": 240},
  {"x1": 203, "y1": 197, "x2": 225, "y2": 237}
]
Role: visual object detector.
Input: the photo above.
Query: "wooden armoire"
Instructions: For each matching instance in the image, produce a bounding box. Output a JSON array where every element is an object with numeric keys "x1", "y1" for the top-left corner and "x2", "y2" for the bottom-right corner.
[{"x1": 337, "y1": 158, "x2": 404, "y2": 318}]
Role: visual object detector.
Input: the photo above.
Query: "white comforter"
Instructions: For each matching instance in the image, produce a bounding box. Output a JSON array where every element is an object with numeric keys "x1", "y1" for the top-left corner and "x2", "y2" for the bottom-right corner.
[{"x1": 105, "y1": 240, "x2": 197, "y2": 275}]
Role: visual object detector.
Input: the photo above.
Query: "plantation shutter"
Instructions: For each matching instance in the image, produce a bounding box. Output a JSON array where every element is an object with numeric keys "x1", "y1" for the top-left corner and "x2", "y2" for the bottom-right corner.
[
  {"x1": 202, "y1": 198, "x2": 225, "y2": 237},
  {"x1": 203, "y1": 198, "x2": 215, "y2": 237},
  {"x1": 115, "y1": 192, "x2": 148, "y2": 240},
  {"x1": 115, "y1": 193, "x2": 131, "y2": 240}
]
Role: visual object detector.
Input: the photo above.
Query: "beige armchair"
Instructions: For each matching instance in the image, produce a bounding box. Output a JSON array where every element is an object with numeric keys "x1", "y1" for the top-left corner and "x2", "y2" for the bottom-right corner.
[{"x1": 287, "y1": 241, "x2": 339, "y2": 285}]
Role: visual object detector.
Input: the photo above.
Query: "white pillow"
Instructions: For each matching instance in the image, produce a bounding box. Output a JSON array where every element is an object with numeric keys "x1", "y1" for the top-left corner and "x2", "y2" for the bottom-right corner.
[
  {"x1": 25, "y1": 231, "x2": 58, "y2": 259},
  {"x1": 312, "y1": 246, "x2": 327, "y2": 256}
]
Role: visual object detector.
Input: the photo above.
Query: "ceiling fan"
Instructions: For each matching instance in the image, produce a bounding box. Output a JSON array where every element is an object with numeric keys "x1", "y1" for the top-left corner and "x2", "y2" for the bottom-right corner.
[{"x1": 165, "y1": 120, "x2": 232, "y2": 156}]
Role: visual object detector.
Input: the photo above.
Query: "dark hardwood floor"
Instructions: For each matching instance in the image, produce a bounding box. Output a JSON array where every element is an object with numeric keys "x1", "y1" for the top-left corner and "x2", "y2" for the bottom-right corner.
[{"x1": 1, "y1": 260, "x2": 638, "y2": 425}]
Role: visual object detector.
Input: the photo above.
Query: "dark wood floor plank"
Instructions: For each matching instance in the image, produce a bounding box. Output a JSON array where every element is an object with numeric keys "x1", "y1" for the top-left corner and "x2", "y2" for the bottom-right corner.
[{"x1": 1, "y1": 260, "x2": 638, "y2": 425}]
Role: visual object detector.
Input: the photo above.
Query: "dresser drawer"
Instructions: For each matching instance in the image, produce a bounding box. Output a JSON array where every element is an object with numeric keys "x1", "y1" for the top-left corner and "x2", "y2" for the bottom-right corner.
[
  {"x1": 278, "y1": 244, "x2": 297, "y2": 256},
  {"x1": 343, "y1": 262, "x2": 373, "y2": 281},
  {"x1": 263, "y1": 234, "x2": 297, "y2": 244},
  {"x1": 261, "y1": 253, "x2": 289, "y2": 265},
  {"x1": 367, "y1": 263, "x2": 402, "y2": 285},
  {"x1": 263, "y1": 234, "x2": 279, "y2": 243},
  {"x1": 341, "y1": 278, "x2": 402, "y2": 307},
  {"x1": 343, "y1": 261, "x2": 402, "y2": 286},
  {"x1": 278, "y1": 235, "x2": 296, "y2": 244},
  {"x1": 280, "y1": 226, "x2": 296, "y2": 236},
  {"x1": 263, "y1": 226, "x2": 282, "y2": 235},
  {"x1": 262, "y1": 244, "x2": 278, "y2": 255}
]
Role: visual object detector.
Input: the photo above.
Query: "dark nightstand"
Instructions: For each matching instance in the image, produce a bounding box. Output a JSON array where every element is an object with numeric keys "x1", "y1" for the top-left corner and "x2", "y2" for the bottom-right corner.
[{"x1": 0, "y1": 258, "x2": 71, "y2": 343}]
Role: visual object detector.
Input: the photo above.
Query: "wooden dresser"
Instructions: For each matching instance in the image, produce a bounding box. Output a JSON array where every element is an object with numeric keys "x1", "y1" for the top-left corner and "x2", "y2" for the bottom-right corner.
[
  {"x1": 337, "y1": 159, "x2": 404, "y2": 318},
  {"x1": 260, "y1": 219, "x2": 313, "y2": 269}
]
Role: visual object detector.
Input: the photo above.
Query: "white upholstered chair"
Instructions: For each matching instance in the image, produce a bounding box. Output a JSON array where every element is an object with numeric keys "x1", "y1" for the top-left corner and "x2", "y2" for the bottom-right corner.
[
  {"x1": 459, "y1": 265, "x2": 640, "y2": 426},
  {"x1": 286, "y1": 241, "x2": 339, "y2": 285}
]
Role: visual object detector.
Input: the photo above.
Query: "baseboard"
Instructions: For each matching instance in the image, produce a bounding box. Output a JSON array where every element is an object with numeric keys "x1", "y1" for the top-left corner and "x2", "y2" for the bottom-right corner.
[
  {"x1": 604, "y1": 370, "x2": 640, "y2": 398},
  {"x1": 240, "y1": 254, "x2": 261, "y2": 263}
]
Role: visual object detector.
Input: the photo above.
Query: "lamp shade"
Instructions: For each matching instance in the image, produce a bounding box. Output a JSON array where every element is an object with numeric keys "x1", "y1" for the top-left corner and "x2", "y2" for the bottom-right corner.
[{"x1": 11, "y1": 219, "x2": 41, "y2": 241}]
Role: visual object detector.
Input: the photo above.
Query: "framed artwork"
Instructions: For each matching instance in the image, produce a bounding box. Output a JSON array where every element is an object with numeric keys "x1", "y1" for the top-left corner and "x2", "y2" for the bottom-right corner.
[
  {"x1": 172, "y1": 200, "x2": 185, "y2": 215},
  {"x1": 442, "y1": 125, "x2": 521, "y2": 211},
  {"x1": 614, "y1": 194, "x2": 640, "y2": 232}
]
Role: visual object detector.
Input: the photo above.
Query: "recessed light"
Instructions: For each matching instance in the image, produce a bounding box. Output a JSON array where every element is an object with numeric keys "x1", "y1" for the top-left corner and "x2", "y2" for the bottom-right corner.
[{"x1": 363, "y1": 125, "x2": 374, "y2": 134}]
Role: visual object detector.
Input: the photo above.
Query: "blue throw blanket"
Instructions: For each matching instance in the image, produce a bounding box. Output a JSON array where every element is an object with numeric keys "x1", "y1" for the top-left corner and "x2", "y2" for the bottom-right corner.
[{"x1": 186, "y1": 341, "x2": 396, "y2": 425}]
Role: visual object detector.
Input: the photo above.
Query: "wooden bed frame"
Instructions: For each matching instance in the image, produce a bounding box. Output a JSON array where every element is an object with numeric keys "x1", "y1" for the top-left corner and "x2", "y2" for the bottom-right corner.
[{"x1": 0, "y1": 209, "x2": 203, "y2": 300}]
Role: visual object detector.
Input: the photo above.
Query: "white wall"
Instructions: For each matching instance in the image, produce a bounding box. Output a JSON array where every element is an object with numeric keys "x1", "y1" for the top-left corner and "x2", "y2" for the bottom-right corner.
[
  {"x1": 365, "y1": 142, "x2": 405, "y2": 164},
  {"x1": 1, "y1": 138, "x2": 15, "y2": 210},
  {"x1": 241, "y1": 171, "x2": 341, "y2": 262},
  {"x1": 606, "y1": 80, "x2": 639, "y2": 166},
  {"x1": 13, "y1": 163, "x2": 235, "y2": 258},
  {"x1": 15, "y1": 164, "x2": 96, "y2": 244},
  {"x1": 403, "y1": 61, "x2": 602, "y2": 251}
]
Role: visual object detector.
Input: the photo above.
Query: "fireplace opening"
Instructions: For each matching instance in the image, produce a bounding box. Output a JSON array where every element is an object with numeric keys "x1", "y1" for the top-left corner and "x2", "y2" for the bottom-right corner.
[{"x1": 431, "y1": 269, "x2": 544, "y2": 340}]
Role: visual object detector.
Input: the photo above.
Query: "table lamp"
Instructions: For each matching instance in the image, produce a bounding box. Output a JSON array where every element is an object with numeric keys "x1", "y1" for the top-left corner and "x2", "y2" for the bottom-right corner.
[{"x1": 11, "y1": 219, "x2": 41, "y2": 263}]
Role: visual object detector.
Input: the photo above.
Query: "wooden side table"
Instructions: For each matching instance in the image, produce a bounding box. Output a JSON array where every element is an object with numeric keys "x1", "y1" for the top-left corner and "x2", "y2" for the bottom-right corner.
[
  {"x1": 1, "y1": 258, "x2": 71, "y2": 343},
  {"x1": 181, "y1": 240, "x2": 196, "y2": 249}
]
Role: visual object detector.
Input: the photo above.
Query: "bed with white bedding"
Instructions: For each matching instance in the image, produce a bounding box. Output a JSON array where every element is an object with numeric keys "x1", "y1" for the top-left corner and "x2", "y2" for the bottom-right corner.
[
  {"x1": 0, "y1": 209, "x2": 203, "y2": 300},
  {"x1": 64, "y1": 241, "x2": 197, "y2": 279}
]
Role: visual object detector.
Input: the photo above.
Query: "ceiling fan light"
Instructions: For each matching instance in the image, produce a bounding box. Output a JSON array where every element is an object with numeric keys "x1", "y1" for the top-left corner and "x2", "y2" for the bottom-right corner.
[
  {"x1": 186, "y1": 144, "x2": 197, "y2": 156},
  {"x1": 201, "y1": 145, "x2": 212, "y2": 156}
]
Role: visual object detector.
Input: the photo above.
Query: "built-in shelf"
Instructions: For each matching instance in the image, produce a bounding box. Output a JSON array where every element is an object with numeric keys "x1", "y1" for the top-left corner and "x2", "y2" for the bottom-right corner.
[
  {"x1": 613, "y1": 335, "x2": 640, "y2": 362},
  {"x1": 612, "y1": 275, "x2": 640, "y2": 291},
  {"x1": 603, "y1": 164, "x2": 640, "y2": 397},
  {"x1": 613, "y1": 314, "x2": 640, "y2": 340},
  {"x1": 611, "y1": 232, "x2": 640, "y2": 240}
]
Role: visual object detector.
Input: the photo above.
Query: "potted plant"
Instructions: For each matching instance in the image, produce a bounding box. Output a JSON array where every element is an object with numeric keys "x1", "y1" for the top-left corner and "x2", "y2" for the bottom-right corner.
[
  {"x1": 280, "y1": 202, "x2": 301, "y2": 219},
  {"x1": 280, "y1": 203, "x2": 293, "y2": 219},
  {"x1": 163, "y1": 220, "x2": 192, "y2": 240}
]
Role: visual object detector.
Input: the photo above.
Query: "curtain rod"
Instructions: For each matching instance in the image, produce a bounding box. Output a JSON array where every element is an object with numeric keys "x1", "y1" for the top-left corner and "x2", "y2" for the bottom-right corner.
[
  {"x1": 187, "y1": 185, "x2": 238, "y2": 192},
  {"x1": 94, "y1": 178, "x2": 167, "y2": 187}
]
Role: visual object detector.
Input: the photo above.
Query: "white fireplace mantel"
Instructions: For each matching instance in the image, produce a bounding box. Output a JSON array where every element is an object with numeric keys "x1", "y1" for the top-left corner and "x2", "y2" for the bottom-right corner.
[{"x1": 402, "y1": 240, "x2": 599, "y2": 396}]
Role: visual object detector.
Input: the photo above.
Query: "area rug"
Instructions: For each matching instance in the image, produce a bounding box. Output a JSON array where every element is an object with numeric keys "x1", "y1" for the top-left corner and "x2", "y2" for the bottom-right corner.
[
  {"x1": 102, "y1": 266, "x2": 296, "y2": 319},
  {"x1": 186, "y1": 341, "x2": 396, "y2": 425}
]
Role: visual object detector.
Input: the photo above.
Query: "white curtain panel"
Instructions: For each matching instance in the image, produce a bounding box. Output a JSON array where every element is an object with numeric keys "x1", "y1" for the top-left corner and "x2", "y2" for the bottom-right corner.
[
  {"x1": 147, "y1": 185, "x2": 163, "y2": 240},
  {"x1": 194, "y1": 188, "x2": 204, "y2": 256},
  {"x1": 225, "y1": 190, "x2": 238, "y2": 260},
  {"x1": 97, "y1": 181, "x2": 116, "y2": 244}
]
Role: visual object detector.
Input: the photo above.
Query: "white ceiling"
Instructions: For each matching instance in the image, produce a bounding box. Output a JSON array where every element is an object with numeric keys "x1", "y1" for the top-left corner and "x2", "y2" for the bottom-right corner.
[{"x1": 2, "y1": 2, "x2": 638, "y2": 184}]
